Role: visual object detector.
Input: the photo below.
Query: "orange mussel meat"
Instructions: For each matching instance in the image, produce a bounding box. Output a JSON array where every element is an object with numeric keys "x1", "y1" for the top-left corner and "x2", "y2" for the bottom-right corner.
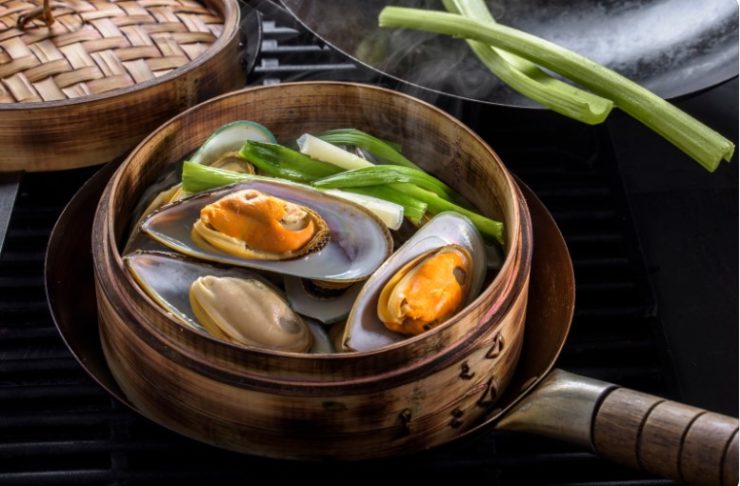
[
  {"x1": 378, "y1": 245, "x2": 472, "y2": 336},
  {"x1": 193, "y1": 189, "x2": 329, "y2": 259}
]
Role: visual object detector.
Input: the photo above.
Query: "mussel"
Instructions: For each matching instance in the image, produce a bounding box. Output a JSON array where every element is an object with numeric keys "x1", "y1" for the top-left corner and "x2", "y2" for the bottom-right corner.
[
  {"x1": 190, "y1": 120, "x2": 276, "y2": 165},
  {"x1": 125, "y1": 252, "x2": 333, "y2": 353},
  {"x1": 191, "y1": 189, "x2": 330, "y2": 260},
  {"x1": 284, "y1": 276, "x2": 362, "y2": 324},
  {"x1": 377, "y1": 244, "x2": 473, "y2": 336},
  {"x1": 124, "y1": 122, "x2": 266, "y2": 254},
  {"x1": 140, "y1": 180, "x2": 393, "y2": 283},
  {"x1": 189, "y1": 275, "x2": 312, "y2": 352},
  {"x1": 342, "y1": 212, "x2": 487, "y2": 352}
]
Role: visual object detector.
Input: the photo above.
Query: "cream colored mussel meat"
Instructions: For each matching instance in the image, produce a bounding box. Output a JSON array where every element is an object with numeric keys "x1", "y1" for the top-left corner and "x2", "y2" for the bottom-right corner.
[
  {"x1": 189, "y1": 275, "x2": 312, "y2": 352},
  {"x1": 124, "y1": 252, "x2": 335, "y2": 353}
]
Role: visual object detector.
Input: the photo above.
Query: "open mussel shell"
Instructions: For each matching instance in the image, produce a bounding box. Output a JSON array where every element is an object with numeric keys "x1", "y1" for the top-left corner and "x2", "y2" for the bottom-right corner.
[
  {"x1": 124, "y1": 251, "x2": 333, "y2": 354},
  {"x1": 140, "y1": 180, "x2": 393, "y2": 283},
  {"x1": 343, "y1": 212, "x2": 487, "y2": 353},
  {"x1": 284, "y1": 276, "x2": 362, "y2": 324},
  {"x1": 190, "y1": 120, "x2": 276, "y2": 165},
  {"x1": 306, "y1": 319, "x2": 335, "y2": 353},
  {"x1": 125, "y1": 251, "x2": 265, "y2": 333}
]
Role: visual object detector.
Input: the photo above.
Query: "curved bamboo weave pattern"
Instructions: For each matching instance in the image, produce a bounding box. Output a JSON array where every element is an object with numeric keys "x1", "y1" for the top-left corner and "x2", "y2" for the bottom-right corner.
[{"x1": 0, "y1": 0, "x2": 224, "y2": 102}]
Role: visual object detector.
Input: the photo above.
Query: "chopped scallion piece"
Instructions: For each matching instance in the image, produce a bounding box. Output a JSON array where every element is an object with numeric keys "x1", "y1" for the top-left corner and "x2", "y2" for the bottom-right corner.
[
  {"x1": 317, "y1": 128, "x2": 421, "y2": 169},
  {"x1": 313, "y1": 165, "x2": 458, "y2": 202},
  {"x1": 297, "y1": 134, "x2": 374, "y2": 170},
  {"x1": 342, "y1": 185, "x2": 427, "y2": 225},
  {"x1": 240, "y1": 141, "x2": 342, "y2": 182},
  {"x1": 182, "y1": 161, "x2": 262, "y2": 193},
  {"x1": 323, "y1": 189, "x2": 405, "y2": 230}
]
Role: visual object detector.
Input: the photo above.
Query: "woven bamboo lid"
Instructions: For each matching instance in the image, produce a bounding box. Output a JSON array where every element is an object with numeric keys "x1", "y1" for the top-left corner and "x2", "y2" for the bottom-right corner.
[
  {"x1": 0, "y1": 0, "x2": 227, "y2": 102},
  {"x1": 0, "y1": 0, "x2": 246, "y2": 171}
]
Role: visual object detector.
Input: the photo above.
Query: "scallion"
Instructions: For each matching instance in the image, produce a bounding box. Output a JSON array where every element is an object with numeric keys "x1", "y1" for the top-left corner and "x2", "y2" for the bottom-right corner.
[
  {"x1": 379, "y1": 7, "x2": 735, "y2": 171},
  {"x1": 442, "y1": 0, "x2": 612, "y2": 125},
  {"x1": 317, "y1": 128, "x2": 421, "y2": 169},
  {"x1": 342, "y1": 185, "x2": 427, "y2": 225},
  {"x1": 390, "y1": 183, "x2": 503, "y2": 244},
  {"x1": 313, "y1": 165, "x2": 458, "y2": 202},
  {"x1": 182, "y1": 161, "x2": 262, "y2": 193},
  {"x1": 297, "y1": 134, "x2": 374, "y2": 170},
  {"x1": 322, "y1": 189, "x2": 405, "y2": 230},
  {"x1": 240, "y1": 141, "x2": 343, "y2": 182}
]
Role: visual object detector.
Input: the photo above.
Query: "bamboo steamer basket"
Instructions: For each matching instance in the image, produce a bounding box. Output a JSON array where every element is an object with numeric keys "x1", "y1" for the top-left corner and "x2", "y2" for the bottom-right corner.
[
  {"x1": 0, "y1": 0, "x2": 244, "y2": 171},
  {"x1": 92, "y1": 81, "x2": 533, "y2": 460}
]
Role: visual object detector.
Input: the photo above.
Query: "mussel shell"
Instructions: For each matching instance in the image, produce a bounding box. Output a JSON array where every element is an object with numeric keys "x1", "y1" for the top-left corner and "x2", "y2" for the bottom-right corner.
[
  {"x1": 376, "y1": 244, "x2": 473, "y2": 335},
  {"x1": 191, "y1": 190, "x2": 330, "y2": 261},
  {"x1": 125, "y1": 251, "x2": 264, "y2": 332},
  {"x1": 124, "y1": 251, "x2": 333, "y2": 353},
  {"x1": 342, "y1": 212, "x2": 487, "y2": 352},
  {"x1": 284, "y1": 276, "x2": 362, "y2": 324},
  {"x1": 140, "y1": 180, "x2": 393, "y2": 283},
  {"x1": 306, "y1": 319, "x2": 335, "y2": 353}
]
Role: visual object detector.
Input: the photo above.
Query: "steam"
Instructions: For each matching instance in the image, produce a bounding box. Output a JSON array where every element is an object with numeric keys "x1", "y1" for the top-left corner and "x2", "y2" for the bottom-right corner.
[{"x1": 273, "y1": 0, "x2": 738, "y2": 106}]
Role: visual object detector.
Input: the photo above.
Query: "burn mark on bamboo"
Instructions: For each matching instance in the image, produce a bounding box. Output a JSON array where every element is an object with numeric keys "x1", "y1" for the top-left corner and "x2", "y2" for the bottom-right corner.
[
  {"x1": 476, "y1": 376, "x2": 499, "y2": 408},
  {"x1": 322, "y1": 401, "x2": 347, "y2": 412},
  {"x1": 459, "y1": 361, "x2": 475, "y2": 380},
  {"x1": 449, "y1": 407, "x2": 464, "y2": 429},
  {"x1": 485, "y1": 331, "x2": 505, "y2": 359},
  {"x1": 395, "y1": 408, "x2": 412, "y2": 438}
]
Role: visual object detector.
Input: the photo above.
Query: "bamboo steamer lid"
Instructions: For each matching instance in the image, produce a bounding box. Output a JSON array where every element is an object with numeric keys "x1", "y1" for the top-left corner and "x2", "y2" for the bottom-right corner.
[{"x1": 0, "y1": 0, "x2": 245, "y2": 171}]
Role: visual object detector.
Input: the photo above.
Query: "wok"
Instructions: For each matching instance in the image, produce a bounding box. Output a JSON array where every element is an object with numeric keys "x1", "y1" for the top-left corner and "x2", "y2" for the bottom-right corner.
[
  {"x1": 274, "y1": 0, "x2": 738, "y2": 108},
  {"x1": 46, "y1": 161, "x2": 738, "y2": 484}
]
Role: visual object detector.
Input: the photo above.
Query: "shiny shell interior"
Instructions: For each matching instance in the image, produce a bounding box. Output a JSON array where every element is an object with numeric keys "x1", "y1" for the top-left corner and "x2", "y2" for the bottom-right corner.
[
  {"x1": 140, "y1": 180, "x2": 393, "y2": 283},
  {"x1": 124, "y1": 251, "x2": 333, "y2": 353},
  {"x1": 342, "y1": 212, "x2": 487, "y2": 353},
  {"x1": 284, "y1": 276, "x2": 363, "y2": 324}
]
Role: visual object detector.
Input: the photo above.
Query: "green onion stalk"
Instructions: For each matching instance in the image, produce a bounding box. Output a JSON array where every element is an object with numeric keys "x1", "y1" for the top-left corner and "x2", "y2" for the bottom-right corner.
[
  {"x1": 379, "y1": 7, "x2": 735, "y2": 172},
  {"x1": 442, "y1": 0, "x2": 612, "y2": 124},
  {"x1": 312, "y1": 165, "x2": 459, "y2": 202},
  {"x1": 181, "y1": 161, "x2": 428, "y2": 226},
  {"x1": 182, "y1": 160, "x2": 262, "y2": 194},
  {"x1": 317, "y1": 128, "x2": 421, "y2": 169},
  {"x1": 239, "y1": 141, "x2": 343, "y2": 182},
  {"x1": 390, "y1": 183, "x2": 503, "y2": 244},
  {"x1": 341, "y1": 185, "x2": 427, "y2": 225}
]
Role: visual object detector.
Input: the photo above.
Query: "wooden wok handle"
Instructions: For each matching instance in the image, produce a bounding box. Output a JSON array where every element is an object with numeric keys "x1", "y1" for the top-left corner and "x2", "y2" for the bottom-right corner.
[
  {"x1": 497, "y1": 370, "x2": 738, "y2": 485},
  {"x1": 593, "y1": 387, "x2": 738, "y2": 485}
]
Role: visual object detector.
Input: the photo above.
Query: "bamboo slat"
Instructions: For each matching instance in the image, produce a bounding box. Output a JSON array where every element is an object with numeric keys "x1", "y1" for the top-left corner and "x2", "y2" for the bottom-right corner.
[
  {"x1": 0, "y1": 0, "x2": 223, "y2": 101},
  {"x1": 0, "y1": 0, "x2": 243, "y2": 171}
]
